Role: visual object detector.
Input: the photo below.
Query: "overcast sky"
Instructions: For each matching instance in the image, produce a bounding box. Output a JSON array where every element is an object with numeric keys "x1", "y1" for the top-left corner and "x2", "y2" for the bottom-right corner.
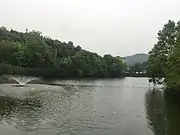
[{"x1": 0, "y1": 0, "x2": 179, "y2": 56}]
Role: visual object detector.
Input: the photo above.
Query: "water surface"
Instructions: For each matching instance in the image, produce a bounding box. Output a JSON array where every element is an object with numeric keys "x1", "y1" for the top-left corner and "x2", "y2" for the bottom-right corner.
[{"x1": 0, "y1": 77, "x2": 178, "y2": 135}]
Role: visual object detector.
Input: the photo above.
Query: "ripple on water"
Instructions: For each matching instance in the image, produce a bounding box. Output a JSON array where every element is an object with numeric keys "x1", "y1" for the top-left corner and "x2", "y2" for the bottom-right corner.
[{"x1": 0, "y1": 78, "x2": 160, "y2": 135}]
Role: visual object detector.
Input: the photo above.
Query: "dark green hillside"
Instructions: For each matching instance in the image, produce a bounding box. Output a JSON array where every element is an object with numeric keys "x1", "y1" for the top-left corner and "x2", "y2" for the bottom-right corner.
[{"x1": 0, "y1": 27, "x2": 126, "y2": 78}]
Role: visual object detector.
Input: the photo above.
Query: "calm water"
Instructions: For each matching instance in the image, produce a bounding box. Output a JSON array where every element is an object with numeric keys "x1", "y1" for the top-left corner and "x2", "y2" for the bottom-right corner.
[{"x1": 0, "y1": 77, "x2": 179, "y2": 135}]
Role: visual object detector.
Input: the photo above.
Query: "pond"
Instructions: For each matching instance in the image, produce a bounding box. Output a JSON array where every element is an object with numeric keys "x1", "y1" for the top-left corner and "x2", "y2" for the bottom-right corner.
[{"x1": 0, "y1": 77, "x2": 179, "y2": 135}]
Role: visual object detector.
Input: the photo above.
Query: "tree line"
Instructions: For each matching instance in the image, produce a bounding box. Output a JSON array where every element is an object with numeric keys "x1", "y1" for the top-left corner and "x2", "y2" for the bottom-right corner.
[
  {"x1": 127, "y1": 62, "x2": 148, "y2": 77},
  {"x1": 0, "y1": 27, "x2": 126, "y2": 78}
]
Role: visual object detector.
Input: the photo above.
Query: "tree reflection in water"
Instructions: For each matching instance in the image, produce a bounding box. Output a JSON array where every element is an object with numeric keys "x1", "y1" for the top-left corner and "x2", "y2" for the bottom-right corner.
[
  {"x1": 0, "y1": 92, "x2": 43, "y2": 132},
  {"x1": 0, "y1": 84, "x2": 94, "y2": 134},
  {"x1": 145, "y1": 89, "x2": 180, "y2": 135}
]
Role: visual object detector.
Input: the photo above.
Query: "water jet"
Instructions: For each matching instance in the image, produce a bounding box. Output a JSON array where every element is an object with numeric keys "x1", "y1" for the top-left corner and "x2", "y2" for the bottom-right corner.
[{"x1": 11, "y1": 76, "x2": 37, "y2": 86}]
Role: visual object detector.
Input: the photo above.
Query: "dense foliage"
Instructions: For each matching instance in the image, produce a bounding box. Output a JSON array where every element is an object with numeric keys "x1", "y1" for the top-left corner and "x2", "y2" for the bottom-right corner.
[
  {"x1": 0, "y1": 27, "x2": 126, "y2": 78},
  {"x1": 147, "y1": 20, "x2": 180, "y2": 90}
]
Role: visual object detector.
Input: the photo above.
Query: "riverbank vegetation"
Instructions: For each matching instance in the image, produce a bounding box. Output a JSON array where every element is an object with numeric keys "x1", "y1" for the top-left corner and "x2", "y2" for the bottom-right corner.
[
  {"x1": 0, "y1": 27, "x2": 126, "y2": 78},
  {"x1": 147, "y1": 20, "x2": 180, "y2": 90},
  {"x1": 126, "y1": 62, "x2": 147, "y2": 77}
]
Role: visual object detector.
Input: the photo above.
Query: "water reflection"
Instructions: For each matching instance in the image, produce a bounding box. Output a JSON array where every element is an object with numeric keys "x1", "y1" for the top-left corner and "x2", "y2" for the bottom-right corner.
[
  {"x1": 0, "y1": 78, "x2": 170, "y2": 135},
  {"x1": 0, "y1": 83, "x2": 98, "y2": 134},
  {"x1": 145, "y1": 89, "x2": 180, "y2": 135},
  {"x1": 0, "y1": 92, "x2": 43, "y2": 132},
  {"x1": 0, "y1": 95, "x2": 42, "y2": 117}
]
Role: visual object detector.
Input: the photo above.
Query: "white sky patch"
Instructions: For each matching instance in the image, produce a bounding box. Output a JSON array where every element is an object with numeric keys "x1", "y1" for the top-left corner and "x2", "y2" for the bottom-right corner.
[{"x1": 0, "y1": 0, "x2": 179, "y2": 56}]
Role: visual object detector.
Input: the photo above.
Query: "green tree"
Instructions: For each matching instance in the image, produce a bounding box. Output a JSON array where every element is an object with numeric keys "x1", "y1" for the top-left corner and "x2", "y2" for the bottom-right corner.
[
  {"x1": 147, "y1": 20, "x2": 177, "y2": 84},
  {"x1": 148, "y1": 20, "x2": 180, "y2": 90},
  {"x1": 165, "y1": 38, "x2": 180, "y2": 90},
  {"x1": 0, "y1": 27, "x2": 126, "y2": 78}
]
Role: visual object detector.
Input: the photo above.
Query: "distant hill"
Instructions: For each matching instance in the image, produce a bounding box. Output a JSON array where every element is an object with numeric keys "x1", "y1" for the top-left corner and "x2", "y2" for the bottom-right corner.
[{"x1": 124, "y1": 53, "x2": 148, "y2": 66}]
